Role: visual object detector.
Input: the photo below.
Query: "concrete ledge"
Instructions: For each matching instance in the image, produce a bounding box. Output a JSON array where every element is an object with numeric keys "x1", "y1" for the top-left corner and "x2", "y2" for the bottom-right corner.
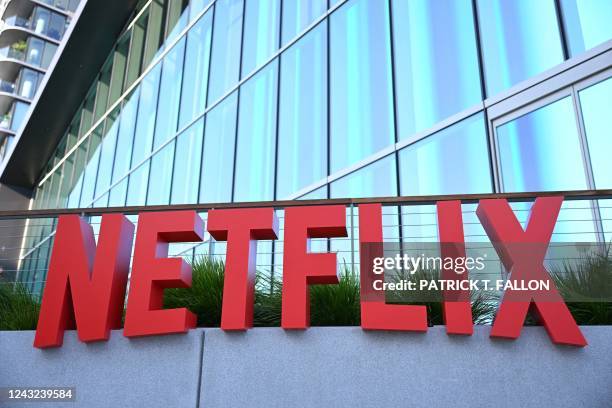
[
  {"x1": 0, "y1": 329, "x2": 204, "y2": 407},
  {"x1": 1, "y1": 326, "x2": 611, "y2": 407},
  {"x1": 200, "y1": 326, "x2": 612, "y2": 408}
]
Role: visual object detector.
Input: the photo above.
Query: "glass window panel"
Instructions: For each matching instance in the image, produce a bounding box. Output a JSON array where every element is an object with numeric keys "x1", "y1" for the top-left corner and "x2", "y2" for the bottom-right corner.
[
  {"x1": 57, "y1": 157, "x2": 75, "y2": 208},
  {"x1": 234, "y1": 62, "x2": 278, "y2": 202},
  {"x1": 579, "y1": 77, "x2": 612, "y2": 189},
  {"x1": 94, "y1": 58, "x2": 113, "y2": 120},
  {"x1": 126, "y1": 160, "x2": 150, "y2": 206},
  {"x1": 281, "y1": 0, "x2": 326, "y2": 44},
  {"x1": 40, "y1": 42, "x2": 58, "y2": 69},
  {"x1": 561, "y1": 0, "x2": 612, "y2": 56},
  {"x1": 108, "y1": 33, "x2": 130, "y2": 103},
  {"x1": 199, "y1": 92, "x2": 237, "y2": 203},
  {"x1": 208, "y1": 0, "x2": 244, "y2": 103},
  {"x1": 392, "y1": 0, "x2": 482, "y2": 139},
  {"x1": 46, "y1": 172, "x2": 60, "y2": 209},
  {"x1": 108, "y1": 179, "x2": 128, "y2": 207},
  {"x1": 241, "y1": 0, "x2": 280, "y2": 76},
  {"x1": 93, "y1": 111, "x2": 120, "y2": 205},
  {"x1": 330, "y1": 155, "x2": 397, "y2": 199},
  {"x1": 171, "y1": 118, "x2": 204, "y2": 204},
  {"x1": 146, "y1": 141, "x2": 175, "y2": 205},
  {"x1": 79, "y1": 84, "x2": 97, "y2": 136},
  {"x1": 47, "y1": 12, "x2": 66, "y2": 40},
  {"x1": 112, "y1": 88, "x2": 140, "y2": 183},
  {"x1": 165, "y1": 0, "x2": 189, "y2": 42},
  {"x1": 10, "y1": 101, "x2": 29, "y2": 132},
  {"x1": 18, "y1": 68, "x2": 40, "y2": 99},
  {"x1": 153, "y1": 37, "x2": 186, "y2": 149},
  {"x1": 399, "y1": 113, "x2": 492, "y2": 196},
  {"x1": 179, "y1": 9, "x2": 213, "y2": 128},
  {"x1": 277, "y1": 23, "x2": 327, "y2": 200},
  {"x1": 190, "y1": 0, "x2": 209, "y2": 21},
  {"x1": 131, "y1": 64, "x2": 161, "y2": 166},
  {"x1": 67, "y1": 137, "x2": 89, "y2": 208},
  {"x1": 143, "y1": 0, "x2": 165, "y2": 69},
  {"x1": 78, "y1": 124, "x2": 104, "y2": 207},
  {"x1": 125, "y1": 12, "x2": 148, "y2": 87},
  {"x1": 330, "y1": 0, "x2": 395, "y2": 172},
  {"x1": 26, "y1": 38, "x2": 44, "y2": 66},
  {"x1": 109, "y1": 88, "x2": 140, "y2": 205},
  {"x1": 477, "y1": 0, "x2": 564, "y2": 96},
  {"x1": 496, "y1": 96, "x2": 587, "y2": 192}
]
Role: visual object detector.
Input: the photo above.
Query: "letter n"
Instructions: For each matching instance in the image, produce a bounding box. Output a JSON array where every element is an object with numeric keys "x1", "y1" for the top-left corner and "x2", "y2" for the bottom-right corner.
[{"x1": 34, "y1": 214, "x2": 134, "y2": 348}]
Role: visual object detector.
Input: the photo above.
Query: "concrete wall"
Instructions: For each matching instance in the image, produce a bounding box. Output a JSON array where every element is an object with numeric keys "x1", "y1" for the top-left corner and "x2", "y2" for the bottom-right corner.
[{"x1": 1, "y1": 326, "x2": 611, "y2": 407}]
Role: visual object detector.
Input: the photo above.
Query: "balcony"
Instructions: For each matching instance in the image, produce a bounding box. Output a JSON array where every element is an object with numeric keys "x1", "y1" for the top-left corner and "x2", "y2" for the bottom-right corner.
[
  {"x1": 0, "y1": 79, "x2": 16, "y2": 93},
  {"x1": 3, "y1": 15, "x2": 29, "y2": 30},
  {"x1": 0, "y1": 44, "x2": 26, "y2": 62}
]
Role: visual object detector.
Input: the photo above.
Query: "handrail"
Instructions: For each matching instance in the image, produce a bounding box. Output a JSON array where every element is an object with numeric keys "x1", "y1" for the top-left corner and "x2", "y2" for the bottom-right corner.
[{"x1": 1, "y1": 189, "x2": 611, "y2": 219}]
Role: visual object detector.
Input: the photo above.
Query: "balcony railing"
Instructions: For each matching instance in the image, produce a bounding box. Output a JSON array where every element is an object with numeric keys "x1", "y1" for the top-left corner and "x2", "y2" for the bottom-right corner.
[
  {"x1": 0, "y1": 189, "x2": 611, "y2": 298},
  {"x1": 3, "y1": 15, "x2": 29, "y2": 29},
  {"x1": 0, "y1": 46, "x2": 26, "y2": 61},
  {"x1": 0, "y1": 79, "x2": 15, "y2": 93}
]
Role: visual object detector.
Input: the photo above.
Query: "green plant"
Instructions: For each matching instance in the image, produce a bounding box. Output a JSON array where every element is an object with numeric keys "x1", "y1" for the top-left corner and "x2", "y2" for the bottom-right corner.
[
  {"x1": 255, "y1": 267, "x2": 361, "y2": 327},
  {"x1": 10, "y1": 40, "x2": 27, "y2": 53},
  {"x1": 0, "y1": 283, "x2": 40, "y2": 330},
  {"x1": 550, "y1": 246, "x2": 612, "y2": 325},
  {"x1": 163, "y1": 257, "x2": 225, "y2": 327},
  {"x1": 165, "y1": 258, "x2": 498, "y2": 327}
]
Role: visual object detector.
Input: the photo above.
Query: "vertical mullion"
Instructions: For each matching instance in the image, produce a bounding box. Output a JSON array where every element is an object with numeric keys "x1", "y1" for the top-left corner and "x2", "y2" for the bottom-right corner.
[
  {"x1": 271, "y1": 0, "x2": 284, "y2": 286},
  {"x1": 197, "y1": 3, "x2": 216, "y2": 203},
  {"x1": 471, "y1": 0, "x2": 498, "y2": 194},
  {"x1": 167, "y1": 33, "x2": 189, "y2": 205},
  {"x1": 554, "y1": 0, "x2": 570, "y2": 60},
  {"x1": 230, "y1": 0, "x2": 247, "y2": 203},
  {"x1": 386, "y1": 0, "x2": 404, "y2": 249},
  {"x1": 571, "y1": 85, "x2": 605, "y2": 243}
]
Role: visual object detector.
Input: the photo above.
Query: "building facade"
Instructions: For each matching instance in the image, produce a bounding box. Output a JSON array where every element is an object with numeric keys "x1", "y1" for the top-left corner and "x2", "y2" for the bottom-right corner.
[
  {"x1": 0, "y1": 0, "x2": 80, "y2": 160},
  {"x1": 0, "y1": 0, "x2": 610, "y2": 295}
]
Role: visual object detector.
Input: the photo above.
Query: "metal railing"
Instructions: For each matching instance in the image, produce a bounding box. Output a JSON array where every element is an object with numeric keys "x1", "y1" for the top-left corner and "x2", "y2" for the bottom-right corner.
[{"x1": 1, "y1": 189, "x2": 611, "y2": 298}]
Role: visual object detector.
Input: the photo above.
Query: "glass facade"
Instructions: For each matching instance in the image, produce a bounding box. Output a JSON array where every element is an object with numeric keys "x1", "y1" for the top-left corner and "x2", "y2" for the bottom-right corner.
[{"x1": 11, "y1": 0, "x2": 612, "y2": 291}]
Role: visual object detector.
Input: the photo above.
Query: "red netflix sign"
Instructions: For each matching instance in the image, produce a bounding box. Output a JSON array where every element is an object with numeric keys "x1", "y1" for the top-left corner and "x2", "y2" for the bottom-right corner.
[{"x1": 33, "y1": 196, "x2": 587, "y2": 349}]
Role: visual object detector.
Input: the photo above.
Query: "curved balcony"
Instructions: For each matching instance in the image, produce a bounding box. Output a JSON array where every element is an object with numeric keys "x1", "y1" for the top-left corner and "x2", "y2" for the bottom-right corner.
[
  {"x1": 0, "y1": 23, "x2": 62, "y2": 46},
  {"x1": 2, "y1": 0, "x2": 73, "y2": 23}
]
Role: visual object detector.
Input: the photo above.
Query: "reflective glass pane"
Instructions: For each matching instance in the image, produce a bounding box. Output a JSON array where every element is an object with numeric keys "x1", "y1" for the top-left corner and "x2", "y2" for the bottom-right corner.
[
  {"x1": 496, "y1": 97, "x2": 587, "y2": 192},
  {"x1": 199, "y1": 93, "x2": 237, "y2": 203},
  {"x1": 277, "y1": 23, "x2": 327, "y2": 200},
  {"x1": 281, "y1": 0, "x2": 326, "y2": 44},
  {"x1": 126, "y1": 160, "x2": 150, "y2": 206},
  {"x1": 109, "y1": 88, "x2": 140, "y2": 205},
  {"x1": 146, "y1": 141, "x2": 175, "y2": 205},
  {"x1": 234, "y1": 62, "x2": 278, "y2": 202},
  {"x1": 131, "y1": 64, "x2": 161, "y2": 166},
  {"x1": 171, "y1": 118, "x2": 204, "y2": 204},
  {"x1": 208, "y1": 0, "x2": 244, "y2": 103},
  {"x1": 399, "y1": 113, "x2": 492, "y2": 196},
  {"x1": 392, "y1": 0, "x2": 482, "y2": 139},
  {"x1": 241, "y1": 0, "x2": 280, "y2": 76},
  {"x1": 477, "y1": 0, "x2": 564, "y2": 96},
  {"x1": 93, "y1": 111, "x2": 120, "y2": 205},
  {"x1": 331, "y1": 155, "x2": 397, "y2": 199},
  {"x1": 330, "y1": 0, "x2": 395, "y2": 172},
  {"x1": 153, "y1": 38, "x2": 186, "y2": 149},
  {"x1": 179, "y1": 9, "x2": 213, "y2": 128},
  {"x1": 579, "y1": 77, "x2": 612, "y2": 189},
  {"x1": 561, "y1": 0, "x2": 612, "y2": 56},
  {"x1": 125, "y1": 12, "x2": 147, "y2": 87},
  {"x1": 78, "y1": 125, "x2": 104, "y2": 207}
]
